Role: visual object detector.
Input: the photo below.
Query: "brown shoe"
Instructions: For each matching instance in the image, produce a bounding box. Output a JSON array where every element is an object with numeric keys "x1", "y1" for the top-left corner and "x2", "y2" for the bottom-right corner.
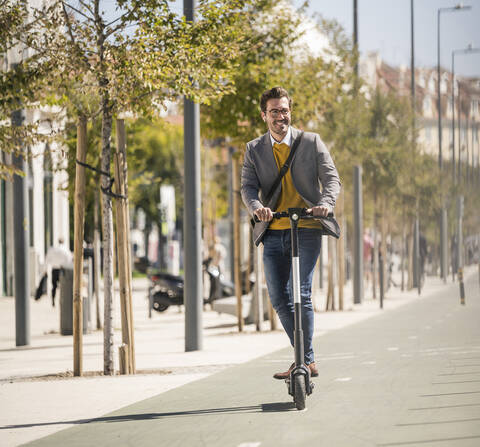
[
  {"x1": 307, "y1": 362, "x2": 318, "y2": 377},
  {"x1": 273, "y1": 362, "x2": 295, "y2": 380}
]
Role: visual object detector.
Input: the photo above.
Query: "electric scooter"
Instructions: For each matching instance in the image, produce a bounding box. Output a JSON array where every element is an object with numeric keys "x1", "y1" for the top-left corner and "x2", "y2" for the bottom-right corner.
[
  {"x1": 274, "y1": 208, "x2": 316, "y2": 410},
  {"x1": 256, "y1": 207, "x2": 318, "y2": 410}
]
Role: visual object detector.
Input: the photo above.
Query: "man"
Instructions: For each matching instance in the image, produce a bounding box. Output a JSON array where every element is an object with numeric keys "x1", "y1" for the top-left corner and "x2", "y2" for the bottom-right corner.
[
  {"x1": 44, "y1": 238, "x2": 73, "y2": 306},
  {"x1": 241, "y1": 87, "x2": 341, "y2": 379}
]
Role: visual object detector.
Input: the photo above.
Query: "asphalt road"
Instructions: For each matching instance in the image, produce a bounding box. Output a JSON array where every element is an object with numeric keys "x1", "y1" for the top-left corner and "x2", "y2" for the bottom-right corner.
[{"x1": 24, "y1": 272, "x2": 480, "y2": 447}]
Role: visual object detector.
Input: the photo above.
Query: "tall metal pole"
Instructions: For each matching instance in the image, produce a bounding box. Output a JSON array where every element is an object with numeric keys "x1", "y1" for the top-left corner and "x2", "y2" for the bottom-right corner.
[
  {"x1": 353, "y1": 0, "x2": 358, "y2": 79},
  {"x1": 411, "y1": 0, "x2": 415, "y2": 112},
  {"x1": 353, "y1": 165, "x2": 363, "y2": 304},
  {"x1": 411, "y1": 0, "x2": 420, "y2": 293},
  {"x1": 452, "y1": 51, "x2": 456, "y2": 186},
  {"x1": 184, "y1": 0, "x2": 203, "y2": 352},
  {"x1": 437, "y1": 9, "x2": 443, "y2": 170},
  {"x1": 457, "y1": 195, "x2": 464, "y2": 272},
  {"x1": 437, "y1": 4, "x2": 472, "y2": 281},
  {"x1": 458, "y1": 85, "x2": 462, "y2": 185},
  {"x1": 352, "y1": 1, "x2": 362, "y2": 305},
  {"x1": 437, "y1": 7, "x2": 448, "y2": 282},
  {"x1": 452, "y1": 45, "x2": 480, "y2": 187},
  {"x1": 413, "y1": 219, "x2": 420, "y2": 291},
  {"x1": 11, "y1": 86, "x2": 30, "y2": 347}
]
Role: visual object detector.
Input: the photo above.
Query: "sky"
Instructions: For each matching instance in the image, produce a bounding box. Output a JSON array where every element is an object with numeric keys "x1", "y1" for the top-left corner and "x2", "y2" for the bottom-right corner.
[{"x1": 293, "y1": 0, "x2": 480, "y2": 78}]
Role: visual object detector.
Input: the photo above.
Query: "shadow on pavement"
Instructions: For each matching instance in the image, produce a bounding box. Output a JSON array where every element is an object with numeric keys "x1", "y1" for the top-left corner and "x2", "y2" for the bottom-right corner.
[{"x1": 0, "y1": 402, "x2": 296, "y2": 430}]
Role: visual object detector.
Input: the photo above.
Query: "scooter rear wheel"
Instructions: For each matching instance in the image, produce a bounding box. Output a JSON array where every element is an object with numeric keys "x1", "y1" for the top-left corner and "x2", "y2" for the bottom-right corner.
[{"x1": 294, "y1": 374, "x2": 306, "y2": 410}]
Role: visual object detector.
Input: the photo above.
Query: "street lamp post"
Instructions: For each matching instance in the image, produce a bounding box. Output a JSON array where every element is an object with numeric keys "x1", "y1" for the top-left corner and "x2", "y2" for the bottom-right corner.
[
  {"x1": 437, "y1": 3, "x2": 471, "y2": 282},
  {"x1": 437, "y1": 4, "x2": 471, "y2": 170},
  {"x1": 451, "y1": 44, "x2": 480, "y2": 286},
  {"x1": 452, "y1": 45, "x2": 480, "y2": 186},
  {"x1": 183, "y1": 0, "x2": 203, "y2": 352}
]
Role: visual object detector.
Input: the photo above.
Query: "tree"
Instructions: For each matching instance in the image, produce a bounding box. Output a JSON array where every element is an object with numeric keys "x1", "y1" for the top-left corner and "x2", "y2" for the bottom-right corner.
[{"x1": 3, "y1": 0, "x2": 261, "y2": 374}]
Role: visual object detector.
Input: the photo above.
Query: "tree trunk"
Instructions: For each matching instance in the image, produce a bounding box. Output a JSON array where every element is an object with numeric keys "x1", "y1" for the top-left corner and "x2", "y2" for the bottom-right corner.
[
  {"x1": 380, "y1": 195, "x2": 388, "y2": 297},
  {"x1": 101, "y1": 101, "x2": 115, "y2": 375},
  {"x1": 114, "y1": 119, "x2": 135, "y2": 374},
  {"x1": 232, "y1": 155, "x2": 243, "y2": 331},
  {"x1": 143, "y1": 219, "x2": 151, "y2": 263},
  {"x1": 401, "y1": 206, "x2": 405, "y2": 292},
  {"x1": 407, "y1": 219, "x2": 414, "y2": 290},
  {"x1": 245, "y1": 226, "x2": 252, "y2": 295},
  {"x1": 326, "y1": 236, "x2": 335, "y2": 311},
  {"x1": 94, "y1": 187, "x2": 102, "y2": 330},
  {"x1": 337, "y1": 190, "x2": 345, "y2": 311},
  {"x1": 73, "y1": 116, "x2": 87, "y2": 377},
  {"x1": 372, "y1": 194, "x2": 378, "y2": 300}
]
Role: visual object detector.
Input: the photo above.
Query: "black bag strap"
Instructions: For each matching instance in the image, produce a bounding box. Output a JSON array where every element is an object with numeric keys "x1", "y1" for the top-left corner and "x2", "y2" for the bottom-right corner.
[{"x1": 264, "y1": 131, "x2": 304, "y2": 205}]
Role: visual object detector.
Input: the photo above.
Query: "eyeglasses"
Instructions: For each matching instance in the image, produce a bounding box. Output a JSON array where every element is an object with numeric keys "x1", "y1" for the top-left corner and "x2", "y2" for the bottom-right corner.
[{"x1": 266, "y1": 108, "x2": 290, "y2": 118}]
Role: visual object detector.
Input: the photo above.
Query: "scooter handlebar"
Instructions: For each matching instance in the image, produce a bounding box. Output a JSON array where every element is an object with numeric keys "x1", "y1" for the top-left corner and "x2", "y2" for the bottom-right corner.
[{"x1": 253, "y1": 208, "x2": 334, "y2": 222}]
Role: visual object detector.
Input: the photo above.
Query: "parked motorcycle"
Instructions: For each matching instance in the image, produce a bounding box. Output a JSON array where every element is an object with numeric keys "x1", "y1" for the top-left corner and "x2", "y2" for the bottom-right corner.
[{"x1": 148, "y1": 258, "x2": 235, "y2": 312}]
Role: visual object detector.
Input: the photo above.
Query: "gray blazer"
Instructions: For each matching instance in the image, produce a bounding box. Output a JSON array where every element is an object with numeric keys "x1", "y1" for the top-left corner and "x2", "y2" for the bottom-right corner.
[{"x1": 241, "y1": 126, "x2": 341, "y2": 245}]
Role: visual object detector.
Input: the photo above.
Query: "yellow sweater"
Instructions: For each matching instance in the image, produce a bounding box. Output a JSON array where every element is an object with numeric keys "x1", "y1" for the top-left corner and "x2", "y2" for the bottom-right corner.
[{"x1": 269, "y1": 142, "x2": 318, "y2": 230}]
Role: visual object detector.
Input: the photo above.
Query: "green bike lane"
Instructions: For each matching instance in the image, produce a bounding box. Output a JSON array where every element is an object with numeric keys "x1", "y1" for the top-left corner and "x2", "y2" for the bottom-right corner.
[{"x1": 20, "y1": 272, "x2": 480, "y2": 447}]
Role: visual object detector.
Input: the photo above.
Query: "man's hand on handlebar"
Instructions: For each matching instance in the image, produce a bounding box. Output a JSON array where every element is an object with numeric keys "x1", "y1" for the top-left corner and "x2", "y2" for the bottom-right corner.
[
  {"x1": 306, "y1": 205, "x2": 331, "y2": 217},
  {"x1": 254, "y1": 207, "x2": 274, "y2": 222}
]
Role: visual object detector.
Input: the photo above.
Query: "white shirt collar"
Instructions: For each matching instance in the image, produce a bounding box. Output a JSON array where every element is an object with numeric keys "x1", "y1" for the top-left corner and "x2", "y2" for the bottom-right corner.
[{"x1": 270, "y1": 126, "x2": 292, "y2": 147}]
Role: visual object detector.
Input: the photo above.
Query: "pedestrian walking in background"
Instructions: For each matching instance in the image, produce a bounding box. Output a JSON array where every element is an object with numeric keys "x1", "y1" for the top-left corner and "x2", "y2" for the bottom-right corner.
[
  {"x1": 43, "y1": 238, "x2": 73, "y2": 307},
  {"x1": 363, "y1": 228, "x2": 374, "y2": 290},
  {"x1": 241, "y1": 86, "x2": 341, "y2": 380}
]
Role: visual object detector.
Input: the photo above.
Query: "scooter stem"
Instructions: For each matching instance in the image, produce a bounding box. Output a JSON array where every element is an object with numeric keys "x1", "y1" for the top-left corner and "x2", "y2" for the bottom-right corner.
[{"x1": 289, "y1": 208, "x2": 304, "y2": 368}]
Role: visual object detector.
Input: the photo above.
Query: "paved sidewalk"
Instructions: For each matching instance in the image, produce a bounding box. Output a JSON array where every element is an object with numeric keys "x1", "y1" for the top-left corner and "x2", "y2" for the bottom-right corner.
[{"x1": 0, "y1": 269, "x2": 475, "y2": 446}]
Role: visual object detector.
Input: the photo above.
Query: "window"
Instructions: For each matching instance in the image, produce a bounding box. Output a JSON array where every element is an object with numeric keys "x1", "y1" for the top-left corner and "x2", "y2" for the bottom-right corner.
[
  {"x1": 471, "y1": 100, "x2": 479, "y2": 115},
  {"x1": 423, "y1": 96, "x2": 431, "y2": 113},
  {"x1": 440, "y1": 75, "x2": 448, "y2": 94},
  {"x1": 461, "y1": 126, "x2": 466, "y2": 142},
  {"x1": 448, "y1": 98, "x2": 453, "y2": 115},
  {"x1": 425, "y1": 126, "x2": 432, "y2": 142}
]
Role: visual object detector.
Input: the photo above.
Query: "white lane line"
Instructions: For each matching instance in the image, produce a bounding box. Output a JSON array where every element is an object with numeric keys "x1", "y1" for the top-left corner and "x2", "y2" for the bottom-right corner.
[
  {"x1": 362, "y1": 361, "x2": 376, "y2": 365},
  {"x1": 420, "y1": 346, "x2": 480, "y2": 353},
  {"x1": 318, "y1": 355, "x2": 356, "y2": 361},
  {"x1": 238, "y1": 443, "x2": 261, "y2": 447},
  {"x1": 334, "y1": 377, "x2": 352, "y2": 382},
  {"x1": 388, "y1": 347, "x2": 399, "y2": 351},
  {"x1": 266, "y1": 360, "x2": 293, "y2": 363}
]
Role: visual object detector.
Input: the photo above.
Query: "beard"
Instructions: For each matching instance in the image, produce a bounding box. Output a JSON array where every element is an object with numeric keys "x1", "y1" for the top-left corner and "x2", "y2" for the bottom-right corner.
[{"x1": 273, "y1": 119, "x2": 289, "y2": 131}]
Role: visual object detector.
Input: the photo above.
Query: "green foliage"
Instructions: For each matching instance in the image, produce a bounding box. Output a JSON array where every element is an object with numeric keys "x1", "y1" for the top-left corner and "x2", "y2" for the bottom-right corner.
[
  {"x1": 1, "y1": 0, "x2": 263, "y2": 174},
  {"x1": 201, "y1": 0, "x2": 306, "y2": 146},
  {"x1": 126, "y1": 117, "x2": 184, "y2": 227}
]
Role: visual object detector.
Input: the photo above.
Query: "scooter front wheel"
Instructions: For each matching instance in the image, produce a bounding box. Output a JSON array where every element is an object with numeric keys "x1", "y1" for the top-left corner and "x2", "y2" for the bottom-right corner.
[{"x1": 294, "y1": 374, "x2": 306, "y2": 410}]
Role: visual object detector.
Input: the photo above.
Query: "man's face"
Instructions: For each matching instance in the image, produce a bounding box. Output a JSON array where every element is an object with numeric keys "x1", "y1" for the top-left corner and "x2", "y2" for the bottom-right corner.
[{"x1": 261, "y1": 97, "x2": 291, "y2": 137}]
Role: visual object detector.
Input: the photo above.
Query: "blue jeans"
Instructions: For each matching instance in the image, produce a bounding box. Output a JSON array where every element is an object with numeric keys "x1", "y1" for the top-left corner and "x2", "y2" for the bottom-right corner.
[{"x1": 263, "y1": 228, "x2": 322, "y2": 364}]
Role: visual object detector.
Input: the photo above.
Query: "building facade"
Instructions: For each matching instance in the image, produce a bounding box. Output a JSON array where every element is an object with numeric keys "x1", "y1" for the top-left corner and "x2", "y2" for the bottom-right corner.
[
  {"x1": 360, "y1": 52, "x2": 480, "y2": 180},
  {"x1": 1, "y1": 40, "x2": 70, "y2": 298}
]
